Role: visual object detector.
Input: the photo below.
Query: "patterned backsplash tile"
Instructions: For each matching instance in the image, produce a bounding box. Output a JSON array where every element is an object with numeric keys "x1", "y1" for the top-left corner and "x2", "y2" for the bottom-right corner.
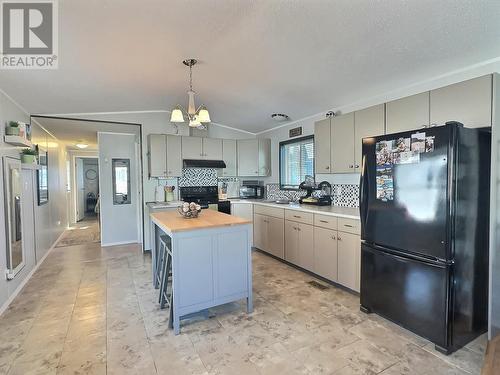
[
  {"x1": 178, "y1": 168, "x2": 218, "y2": 187},
  {"x1": 266, "y1": 183, "x2": 359, "y2": 207},
  {"x1": 331, "y1": 184, "x2": 359, "y2": 207},
  {"x1": 177, "y1": 169, "x2": 359, "y2": 207},
  {"x1": 266, "y1": 184, "x2": 307, "y2": 201}
]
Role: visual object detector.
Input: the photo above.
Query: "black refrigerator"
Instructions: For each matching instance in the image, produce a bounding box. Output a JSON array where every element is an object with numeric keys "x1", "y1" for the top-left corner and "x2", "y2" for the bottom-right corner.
[{"x1": 359, "y1": 122, "x2": 490, "y2": 354}]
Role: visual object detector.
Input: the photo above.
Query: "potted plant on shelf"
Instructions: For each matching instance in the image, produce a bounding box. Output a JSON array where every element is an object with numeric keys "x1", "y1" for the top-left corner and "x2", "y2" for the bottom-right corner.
[
  {"x1": 5, "y1": 121, "x2": 20, "y2": 136},
  {"x1": 20, "y1": 148, "x2": 38, "y2": 164}
]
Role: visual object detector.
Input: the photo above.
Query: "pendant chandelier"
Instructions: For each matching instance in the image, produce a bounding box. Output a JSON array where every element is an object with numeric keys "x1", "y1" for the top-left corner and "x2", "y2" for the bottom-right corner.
[{"x1": 170, "y1": 59, "x2": 211, "y2": 128}]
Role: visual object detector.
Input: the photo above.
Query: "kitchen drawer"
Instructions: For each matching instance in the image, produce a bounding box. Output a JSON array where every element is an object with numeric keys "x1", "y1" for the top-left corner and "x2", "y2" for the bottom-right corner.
[
  {"x1": 338, "y1": 218, "x2": 360, "y2": 235},
  {"x1": 254, "y1": 204, "x2": 284, "y2": 219},
  {"x1": 314, "y1": 214, "x2": 338, "y2": 230},
  {"x1": 285, "y1": 209, "x2": 313, "y2": 225}
]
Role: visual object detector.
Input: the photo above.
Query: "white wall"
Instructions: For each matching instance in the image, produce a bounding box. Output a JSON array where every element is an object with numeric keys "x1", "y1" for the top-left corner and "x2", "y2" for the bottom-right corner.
[
  {"x1": 98, "y1": 132, "x2": 141, "y2": 246},
  {"x1": 0, "y1": 92, "x2": 67, "y2": 312}
]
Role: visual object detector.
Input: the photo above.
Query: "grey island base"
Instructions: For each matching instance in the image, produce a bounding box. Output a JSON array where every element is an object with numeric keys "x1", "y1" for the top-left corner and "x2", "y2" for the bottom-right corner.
[{"x1": 150, "y1": 209, "x2": 253, "y2": 334}]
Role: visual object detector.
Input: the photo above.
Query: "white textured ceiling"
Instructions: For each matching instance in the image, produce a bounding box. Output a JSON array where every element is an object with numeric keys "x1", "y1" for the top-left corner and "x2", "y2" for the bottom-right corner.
[{"x1": 2, "y1": 1, "x2": 500, "y2": 133}]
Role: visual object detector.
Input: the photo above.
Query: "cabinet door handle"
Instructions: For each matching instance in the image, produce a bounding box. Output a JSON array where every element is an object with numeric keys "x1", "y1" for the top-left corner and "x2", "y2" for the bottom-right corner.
[
  {"x1": 293, "y1": 215, "x2": 301, "y2": 218},
  {"x1": 355, "y1": 164, "x2": 360, "y2": 168},
  {"x1": 349, "y1": 165, "x2": 354, "y2": 169},
  {"x1": 338, "y1": 236, "x2": 342, "y2": 241},
  {"x1": 331, "y1": 236, "x2": 336, "y2": 240},
  {"x1": 343, "y1": 224, "x2": 354, "y2": 228},
  {"x1": 326, "y1": 166, "x2": 330, "y2": 170},
  {"x1": 319, "y1": 220, "x2": 329, "y2": 223}
]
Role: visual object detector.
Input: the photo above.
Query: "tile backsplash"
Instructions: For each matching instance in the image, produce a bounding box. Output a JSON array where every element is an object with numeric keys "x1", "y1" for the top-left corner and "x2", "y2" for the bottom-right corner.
[
  {"x1": 178, "y1": 168, "x2": 218, "y2": 187},
  {"x1": 266, "y1": 183, "x2": 359, "y2": 207},
  {"x1": 174, "y1": 169, "x2": 359, "y2": 207}
]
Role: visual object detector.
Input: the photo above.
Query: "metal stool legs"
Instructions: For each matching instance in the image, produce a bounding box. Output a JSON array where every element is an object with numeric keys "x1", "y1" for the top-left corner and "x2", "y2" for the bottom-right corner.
[
  {"x1": 159, "y1": 240, "x2": 173, "y2": 311},
  {"x1": 157, "y1": 235, "x2": 174, "y2": 330},
  {"x1": 155, "y1": 237, "x2": 167, "y2": 293}
]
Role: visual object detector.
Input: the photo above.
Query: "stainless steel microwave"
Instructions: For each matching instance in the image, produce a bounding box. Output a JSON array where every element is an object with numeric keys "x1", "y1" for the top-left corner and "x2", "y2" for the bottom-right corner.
[{"x1": 239, "y1": 185, "x2": 264, "y2": 199}]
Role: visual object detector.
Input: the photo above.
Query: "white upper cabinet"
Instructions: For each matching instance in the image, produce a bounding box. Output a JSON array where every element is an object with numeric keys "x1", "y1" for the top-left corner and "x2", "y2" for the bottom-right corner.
[
  {"x1": 166, "y1": 135, "x2": 182, "y2": 176},
  {"x1": 148, "y1": 134, "x2": 167, "y2": 178},
  {"x1": 314, "y1": 118, "x2": 331, "y2": 174},
  {"x1": 181, "y1": 136, "x2": 203, "y2": 159},
  {"x1": 202, "y1": 138, "x2": 223, "y2": 160},
  {"x1": 181, "y1": 136, "x2": 223, "y2": 160},
  {"x1": 258, "y1": 138, "x2": 271, "y2": 176},
  {"x1": 386, "y1": 92, "x2": 430, "y2": 135},
  {"x1": 331, "y1": 112, "x2": 355, "y2": 173},
  {"x1": 354, "y1": 104, "x2": 385, "y2": 172},
  {"x1": 237, "y1": 139, "x2": 259, "y2": 176},
  {"x1": 430, "y1": 75, "x2": 492, "y2": 128},
  {"x1": 237, "y1": 139, "x2": 271, "y2": 177},
  {"x1": 221, "y1": 139, "x2": 237, "y2": 176}
]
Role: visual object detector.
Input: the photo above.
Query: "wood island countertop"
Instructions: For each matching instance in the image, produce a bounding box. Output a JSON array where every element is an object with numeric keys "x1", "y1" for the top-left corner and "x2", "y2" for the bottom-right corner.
[{"x1": 151, "y1": 209, "x2": 251, "y2": 234}]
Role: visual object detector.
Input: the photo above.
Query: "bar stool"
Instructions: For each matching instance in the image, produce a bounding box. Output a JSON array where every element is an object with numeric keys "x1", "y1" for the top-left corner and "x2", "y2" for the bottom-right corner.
[
  {"x1": 159, "y1": 239, "x2": 173, "y2": 312},
  {"x1": 155, "y1": 236, "x2": 168, "y2": 291}
]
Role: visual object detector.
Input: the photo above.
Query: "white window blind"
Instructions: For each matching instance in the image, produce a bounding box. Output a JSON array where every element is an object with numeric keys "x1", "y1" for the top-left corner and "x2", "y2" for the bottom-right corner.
[{"x1": 280, "y1": 136, "x2": 314, "y2": 189}]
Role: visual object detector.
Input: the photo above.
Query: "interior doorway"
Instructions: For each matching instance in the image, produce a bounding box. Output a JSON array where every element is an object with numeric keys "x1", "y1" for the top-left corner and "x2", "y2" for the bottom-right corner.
[{"x1": 75, "y1": 157, "x2": 99, "y2": 222}]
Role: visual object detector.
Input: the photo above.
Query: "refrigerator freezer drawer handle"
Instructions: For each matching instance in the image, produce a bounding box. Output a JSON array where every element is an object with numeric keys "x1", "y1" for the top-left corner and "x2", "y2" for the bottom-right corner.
[{"x1": 365, "y1": 246, "x2": 448, "y2": 268}]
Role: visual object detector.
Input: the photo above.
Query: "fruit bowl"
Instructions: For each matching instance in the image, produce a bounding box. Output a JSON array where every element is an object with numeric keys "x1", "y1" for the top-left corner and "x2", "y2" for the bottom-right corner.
[{"x1": 178, "y1": 202, "x2": 202, "y2": 219}]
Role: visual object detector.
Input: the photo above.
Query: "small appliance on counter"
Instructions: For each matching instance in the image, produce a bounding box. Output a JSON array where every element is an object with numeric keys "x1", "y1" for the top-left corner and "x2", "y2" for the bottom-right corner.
[
  {"x1": 239, "y1": 180, "x2": 264, "y2": 199},
  {"x1": 298, "y1": 179, "x2": 332, "y2": 206}
]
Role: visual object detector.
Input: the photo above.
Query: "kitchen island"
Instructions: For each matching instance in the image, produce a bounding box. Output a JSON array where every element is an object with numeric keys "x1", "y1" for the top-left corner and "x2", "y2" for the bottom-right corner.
[{"x1": 150, "y1": 209, "x2": 253, "y2": 334}]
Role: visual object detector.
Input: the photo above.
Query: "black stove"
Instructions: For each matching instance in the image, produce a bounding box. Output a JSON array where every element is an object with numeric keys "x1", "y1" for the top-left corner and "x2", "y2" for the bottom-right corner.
[{"x1": 179, "y1": 186, "x2": 219, "y2": 208}]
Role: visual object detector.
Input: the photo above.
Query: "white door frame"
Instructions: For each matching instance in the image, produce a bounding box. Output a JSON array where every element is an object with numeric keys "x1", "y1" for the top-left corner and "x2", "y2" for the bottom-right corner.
[{"x1": 69, "y1": 152, "x2": 98, "y2": 224}]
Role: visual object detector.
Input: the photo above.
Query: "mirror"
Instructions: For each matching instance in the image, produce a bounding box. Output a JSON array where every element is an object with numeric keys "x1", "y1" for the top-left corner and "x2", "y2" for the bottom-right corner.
[
  {"x1": 3, "y1": 157, "x2": 25, "y2": 278},
  {"x1": 37, "y1": 149, "x2": 48, "y2": 205},
  {"x1": 112, "y1": 158, "x2": 131, "y2": 205}
]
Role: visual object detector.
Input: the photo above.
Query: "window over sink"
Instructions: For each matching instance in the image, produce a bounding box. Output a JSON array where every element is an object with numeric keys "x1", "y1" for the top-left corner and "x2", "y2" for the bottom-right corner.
[{"x1": 279, "y1": 135, "x2": 314, "y2": 190}]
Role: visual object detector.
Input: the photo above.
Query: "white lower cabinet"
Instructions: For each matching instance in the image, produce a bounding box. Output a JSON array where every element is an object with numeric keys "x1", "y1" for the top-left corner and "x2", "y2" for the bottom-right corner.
[
  {"x1": 313, "y1": 227, "x2": 338, "y2": 281},
  {"x1": 285, "y1": 220, "x2": 313, "y2": 270},
  {"x1": 259, "y1": 208, "x2": 360, "y2": 292},
  {"x1": 337, "y1": 231, "x2": 361, "y2": 292},
  {"x1": 253, "y1": 213, "x2": 284, "y2": 259}
]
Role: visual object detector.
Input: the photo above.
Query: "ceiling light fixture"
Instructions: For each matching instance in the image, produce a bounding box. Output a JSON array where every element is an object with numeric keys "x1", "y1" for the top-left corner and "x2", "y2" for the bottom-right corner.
[
  {"x1": 75, "y1": 143, "x2": 88, "y2": 149},
  {"x1": 170, "y1": 59, "x2": 211, "y2": 129},
  {"x1": 271, "y1": 113, "x2": 290, "y2": 122}
]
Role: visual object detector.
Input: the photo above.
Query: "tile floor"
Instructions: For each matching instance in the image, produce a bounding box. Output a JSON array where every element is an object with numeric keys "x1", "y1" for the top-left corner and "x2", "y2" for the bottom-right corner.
[{"x1": 0, "y1": 236, "x2": 486, "y2": 374}]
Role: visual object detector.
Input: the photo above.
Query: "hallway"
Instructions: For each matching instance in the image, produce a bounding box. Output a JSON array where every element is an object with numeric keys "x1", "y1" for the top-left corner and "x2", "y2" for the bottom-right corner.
[{"x1": 0, "y1": 235, "x2": 486, "y2": 374}]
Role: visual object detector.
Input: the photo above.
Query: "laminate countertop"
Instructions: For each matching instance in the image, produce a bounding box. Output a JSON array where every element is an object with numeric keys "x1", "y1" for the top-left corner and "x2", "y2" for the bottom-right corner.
[
  {"x1": 150, "y1": 209, "x2": 251, "y2": 233},
  {"x1": 228, "y1": 199, "x2": 360, "y2": 220}
]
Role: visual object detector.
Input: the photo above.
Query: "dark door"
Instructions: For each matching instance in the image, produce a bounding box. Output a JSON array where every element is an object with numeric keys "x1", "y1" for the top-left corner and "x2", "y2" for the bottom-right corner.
[
  {"x1": 359, "y1": 125, "x2": 451, "y2": 260},
  {"x1": 360, "y1": 244, "x2": 450, "y2": 348}
]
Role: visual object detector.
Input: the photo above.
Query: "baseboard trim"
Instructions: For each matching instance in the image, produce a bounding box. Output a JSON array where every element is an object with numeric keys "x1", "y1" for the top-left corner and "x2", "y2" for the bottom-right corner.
[
  {"x1": 0, "y1": 230, "x2": 65, "y2": 317},
  {"x1": 100, "y1": 240, "x2": 139, "y2": 247}
]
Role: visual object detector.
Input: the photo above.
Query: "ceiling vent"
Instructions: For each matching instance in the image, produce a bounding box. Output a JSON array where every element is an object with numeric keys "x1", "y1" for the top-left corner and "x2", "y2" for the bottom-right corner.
[{"x1": 271, "y1": 113, "x2": 290, "y2": 122}]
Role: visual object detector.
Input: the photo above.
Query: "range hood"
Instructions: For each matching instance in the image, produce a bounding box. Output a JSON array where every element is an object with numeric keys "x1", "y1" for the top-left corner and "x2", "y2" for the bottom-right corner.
[{"x1": 183, "y1": 159, "x2": 226, "y2": 169}]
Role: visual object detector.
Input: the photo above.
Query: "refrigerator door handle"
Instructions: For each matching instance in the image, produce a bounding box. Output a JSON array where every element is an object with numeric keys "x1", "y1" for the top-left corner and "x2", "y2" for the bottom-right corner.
[
  {"x1": 359, "y1": 154, "x2": 369, "y2": 238},
  {"x1": 365, "y1": 244, "x2": 448, "y2": 269}
]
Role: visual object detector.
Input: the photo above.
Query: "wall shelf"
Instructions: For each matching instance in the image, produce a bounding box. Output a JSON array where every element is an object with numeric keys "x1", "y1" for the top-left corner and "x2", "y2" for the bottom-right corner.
[
  {"x1": 4, "y1": 135, "x2": 33, "y2": 147},
  {"x1": 21, "y1": 164, "x2": 41, "y2": 170}
]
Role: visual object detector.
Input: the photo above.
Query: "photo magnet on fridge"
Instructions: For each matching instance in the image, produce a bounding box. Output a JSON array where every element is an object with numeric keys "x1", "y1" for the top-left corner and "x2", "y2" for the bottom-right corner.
[
  {"x1": 376, "y1": 140, "x2": 395, "y2": 166},
  {"x1": 410, "y1": 132, "x2": 426, "y2": 153},
  {"x1": 425, "y1": 136, "x2": 435, "y2": 152},
  {"x1": 395, "y1": 137, "x2": 411, "y2": 152},
  {"x1": 376, "y1": 165, "x2": 394, "y2": 201}
]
